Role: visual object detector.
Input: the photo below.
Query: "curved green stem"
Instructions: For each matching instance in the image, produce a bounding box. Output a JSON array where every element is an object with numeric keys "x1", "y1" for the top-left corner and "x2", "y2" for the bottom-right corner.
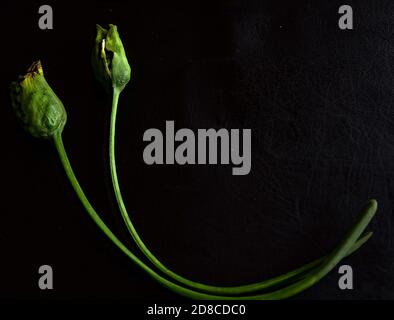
[
  {"x1": 53, "y1": 131, "x2": 376, "y2": 299},
  {"x1": 109, "y1": 88, "x2": 375, "y2": 295}
]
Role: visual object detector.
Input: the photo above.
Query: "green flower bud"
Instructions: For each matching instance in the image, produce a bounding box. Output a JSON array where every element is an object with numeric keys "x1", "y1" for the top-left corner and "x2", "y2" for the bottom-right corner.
[
  {"x1": 92, "y1": 24, "x2": 131, "y2": 93},
  {"x1": 10, "y1": 61, "x2": 67, "y2": 139}
]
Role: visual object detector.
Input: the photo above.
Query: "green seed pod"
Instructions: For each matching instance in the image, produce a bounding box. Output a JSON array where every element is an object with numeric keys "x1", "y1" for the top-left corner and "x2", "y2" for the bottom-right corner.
[
  {"x1": 10, "y1": 61, "x2": 67, "y2": 139},
  {"x1": 92, "y1": 24, "x2": 131, "y2": 93}
]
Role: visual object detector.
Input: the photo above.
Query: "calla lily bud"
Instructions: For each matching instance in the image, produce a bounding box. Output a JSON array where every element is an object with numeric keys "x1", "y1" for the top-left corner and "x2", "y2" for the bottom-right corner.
[
  {"x1": 10, "y1": 61, "x2": 67, "y2": 139},
  {"x1": 92, "y1": 24, "x2": 131, "y2": 93}
]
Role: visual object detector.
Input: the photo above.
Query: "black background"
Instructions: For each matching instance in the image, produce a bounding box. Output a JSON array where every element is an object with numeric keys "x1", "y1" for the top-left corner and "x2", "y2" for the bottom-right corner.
[{"x1": 0, "y1": 0, "x2": 393, "y2": 300}]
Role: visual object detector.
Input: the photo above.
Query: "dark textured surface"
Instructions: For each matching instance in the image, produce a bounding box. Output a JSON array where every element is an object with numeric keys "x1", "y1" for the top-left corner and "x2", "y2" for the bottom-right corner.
[{"x1": 0, "y1": 0, "x2": 393, "y2": 299}]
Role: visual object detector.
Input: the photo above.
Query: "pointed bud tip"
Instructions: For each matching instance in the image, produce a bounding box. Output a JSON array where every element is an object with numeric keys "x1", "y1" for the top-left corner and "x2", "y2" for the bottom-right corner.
[{"x1": 26, "y1": 60, "x2": 43, "y2": 75}]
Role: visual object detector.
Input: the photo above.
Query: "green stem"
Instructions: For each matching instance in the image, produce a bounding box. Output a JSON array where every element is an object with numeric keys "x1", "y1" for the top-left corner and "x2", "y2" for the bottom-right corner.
[
  {"x1": 109, "y1": 88, "x2": 375, "y2": 295},
  {"x1": 53, "y1": 131, "x2": 376, "y2": 299}
]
